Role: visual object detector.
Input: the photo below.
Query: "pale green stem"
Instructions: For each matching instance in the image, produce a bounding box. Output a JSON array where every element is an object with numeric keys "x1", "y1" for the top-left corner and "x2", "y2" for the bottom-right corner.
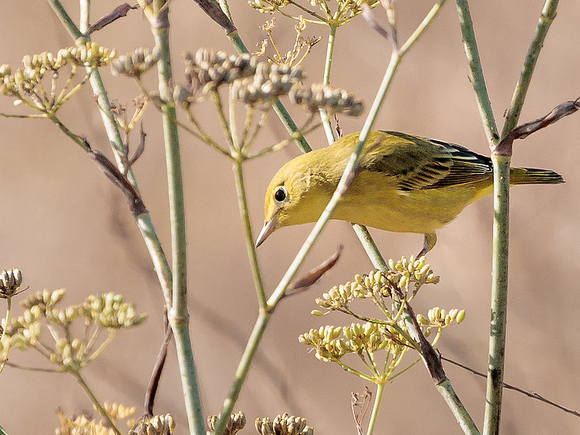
[
  {"x1": 151, "y1": 6, "x2": 205, "y2": 434},
  {"x1": 86, "y1": 330, "x2": 117, "y2": 363},
  {"x1": 437, "y1": 380, "x2": 480, "y2": 435},
  {"x1": 484, "y1": 4, "x2": 559, "y2": 432},
  {"x1": 454, "y1": 0, "x2": 498, "y2": 142},
  {"x1": 453, "y1": 0, "x2": 554, "y2": 433},
  {"x1": 83, "y1": 324, "x2": 104, "y2": 360},
  {"x1": 46, "y1": 0, "x2": 174, "y2": 309},
  {"x1": 211, "y1": 89, "x2": 235, "y2": 149},
  {"x1": 399, "y1": 0, "x2": 447, "y2": 56},
  {"x1": 47, "y1": 0, "x2": 83, "y2": 39},
  {"x1": 500, "y1": 0, "x2": 559, "y2": 137},
  {"x1": 273, "y1": 100, "x2": 313, "y2": 152},
  {"x1": 387, "y1": 356, "x2": 421, "y2": 382},
  {"x1": 49, "y1": 113, "x2": 90, "y2": 151},
  {"x1": 79, "y1": 0, "x2": 90, "y2": 32},
  {"x1": 352, "y1": 224, "x2": 388, "y2": 270},
  {"x1": 320, "y1": 24, "x2": 338, "y2": 144},
  {"x1": 366, "y1": 382, "x2": 385, "y2": 435},
  {"x1": 334, "y1": 359, "x2": 376, "y2": 382},
  {"x1": 72, "y1": 370, "x2": 122, "y2": 435},
  {"x1": 232, "y1": 158, "x2": 267, "y2": 308},
  {"x1": 288, "y1": 0, "x2": 328, "y2": 22},
  {"x1": 0, "y1": 422, "x2": 7, "y2": 435},
  {"x1": 215, "y1": 312, "x2": 269, "y2": 435},
  {"x1": 484, "y1": 155, "x2": 510, "y2": 435}
]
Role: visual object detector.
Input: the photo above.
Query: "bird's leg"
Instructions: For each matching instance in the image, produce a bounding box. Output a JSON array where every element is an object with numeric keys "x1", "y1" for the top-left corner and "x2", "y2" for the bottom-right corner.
[{"x1": 417, "y1": 233, "x2": 437, "y2": 258}]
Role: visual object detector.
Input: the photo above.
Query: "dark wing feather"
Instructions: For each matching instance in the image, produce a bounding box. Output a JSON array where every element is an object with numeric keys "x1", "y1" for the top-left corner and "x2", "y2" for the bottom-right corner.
[{"x1": 363, "y1": 131, "x2": 493, "y2": 191}]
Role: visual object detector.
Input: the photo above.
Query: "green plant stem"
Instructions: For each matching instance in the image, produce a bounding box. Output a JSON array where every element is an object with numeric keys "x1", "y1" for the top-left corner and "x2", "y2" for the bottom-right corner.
[
  {"x1": 47, "y1": 0, "x2": 83, "y2": 39},
  {"x1": 437, "y1": 380, "x2": 480, "y2": 435},
  {"x1": 72, "y1": 370, "x2": 122, "y2": 435},
  {"x1": 399, "y1": 0, "x2": 447, "y2": 55},
  {"x1": 151, "y1": 6, "x2": 205, "y2": 435},
  {"x1": 484, "y1": 5, "x2": 558, "y2": 432},
  {"x1": 454, "y1": 0, "x2": 498, "y2": 143},
  {"x1": 0, "y1": 422, "x2": 7, "y2": 435},
  {"x1": 215, "y1": 312, "x2": 269, "y2": 435},
  {"x1": 366, "y1": 382, "x2": 385, "y2": 435},
  {"x1": 500, "y1": 0, "x2": 559, "y2": 137},
  {"x1": 453, "y1": 0, "x2": 548, "y2": 433},
  {"x1": 233, "y1": 158, "x2": 267, "y2": 308},
  {"x1": 483, "y1": 154, "x2": 510, "y2": 435},
  {"x1": 79, "y1": 0, "x2": 90, "y2": 32},
  {"x1": 320, "y1": 24, "x2": 337, "y2": 144},
  {"x1": 352, "y1": 224, "x2": 388, "y2": 270},
  {"x1": 46, "y1": 0, "x2": 174, "y2": 309}
]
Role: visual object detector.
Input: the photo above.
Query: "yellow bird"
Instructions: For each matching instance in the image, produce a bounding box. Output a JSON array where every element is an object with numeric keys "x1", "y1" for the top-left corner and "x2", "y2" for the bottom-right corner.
[{"x1": 256, "y1": 131, "x2": 563, "y2": 255}]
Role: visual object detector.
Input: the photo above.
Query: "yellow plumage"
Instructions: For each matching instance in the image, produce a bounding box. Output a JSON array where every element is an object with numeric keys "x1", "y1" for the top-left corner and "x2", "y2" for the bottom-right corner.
[{"x1": 257, "y1": 131, "x2": 563, "y2": 254}]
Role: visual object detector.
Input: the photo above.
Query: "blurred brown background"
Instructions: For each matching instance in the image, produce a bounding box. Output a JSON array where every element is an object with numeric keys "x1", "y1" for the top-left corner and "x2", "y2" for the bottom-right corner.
[{"x1": 0, "y1": 1, "x2": 579, "y2": 434}]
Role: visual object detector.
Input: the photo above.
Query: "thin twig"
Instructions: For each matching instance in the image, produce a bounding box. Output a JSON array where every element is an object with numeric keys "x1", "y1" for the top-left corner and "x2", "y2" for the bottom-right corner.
[
  {"x1": 442, "y1": 356, "x2": 580, "y2": 418},
  {"x1": 86, "y1": 3, "x2": 139, "y2": 35}
]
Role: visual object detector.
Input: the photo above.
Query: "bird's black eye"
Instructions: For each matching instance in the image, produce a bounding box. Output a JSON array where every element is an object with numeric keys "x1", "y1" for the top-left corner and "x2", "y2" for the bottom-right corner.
[{"x1": 274, "y1": 186, "x2": 288, "y2": 204}]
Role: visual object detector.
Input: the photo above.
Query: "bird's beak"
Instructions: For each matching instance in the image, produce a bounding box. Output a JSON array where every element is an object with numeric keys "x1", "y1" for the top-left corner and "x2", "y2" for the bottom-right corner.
[{"x1": 256, "y1": 214, "x2": 278, "y2": 248}]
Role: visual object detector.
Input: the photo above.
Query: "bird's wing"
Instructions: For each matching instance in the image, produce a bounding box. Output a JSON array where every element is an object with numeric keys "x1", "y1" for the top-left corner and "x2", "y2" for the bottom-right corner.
[{"x1": 363, "y1": 132, "x2": 493, "y2": 191}]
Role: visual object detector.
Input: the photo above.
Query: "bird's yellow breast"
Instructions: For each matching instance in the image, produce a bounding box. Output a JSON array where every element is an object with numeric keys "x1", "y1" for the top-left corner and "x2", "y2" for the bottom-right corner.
[{"x1": 331, "y1": 170, "x2": 493, "y2": 234}]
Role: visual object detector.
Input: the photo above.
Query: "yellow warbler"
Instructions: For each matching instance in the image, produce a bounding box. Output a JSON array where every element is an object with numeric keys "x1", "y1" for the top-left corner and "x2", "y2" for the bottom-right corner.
[{"x1": 256, "y1": 131, "x2": 563, "y2": 254}]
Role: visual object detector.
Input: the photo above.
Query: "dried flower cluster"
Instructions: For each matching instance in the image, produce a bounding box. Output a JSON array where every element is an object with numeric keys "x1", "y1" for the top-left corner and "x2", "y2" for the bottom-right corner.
[
  {"x1": 206, "y1": 412, "x2": 246, "y2": 435},
  {"x1": 3, "y1": 289, "x2": 146, "y2": 370},
  {"x1": 180, "y1": 48, "x2": 363, "y2": 115},
  {"x1": 255, "y1": 17, "x2": 321, "y2": 68},
  {"x1": 289, "y1": 83, "x2": 363, "y2": 116},
  {"x1": 255, "y1": 413, "x2": 313, "y2": 435},
  {"x1": 0, "y1": 268, "x2": 23, "y2": 299},
  {"x1": 231, "y1": 62, "x2": 305, "y2": 105},
  {"x1": 111, "y1": 47, "x2": 160, "y2": 78},
  {"x1": 184, "y1": 49, "x2": 259, "y2": 94},
  {"x1": 0, "y1": 43, "x2": 116, "y2": 113},
  {"x1": 129, "y1": 413, "x2": 176, "y2": 435}
]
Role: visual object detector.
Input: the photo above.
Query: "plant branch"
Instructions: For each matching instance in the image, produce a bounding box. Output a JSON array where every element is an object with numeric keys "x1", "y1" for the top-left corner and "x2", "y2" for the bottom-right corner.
[
  {"x1": 366, "y1": 382, "x2": 385, "y2": 435},
  {"x1": 320, "y1": 24, "x2": 338, "y2": 144},
  {"x1": 454, "y1": 0, "x2": 498, "y2": 143},
  {"x1": 47, "y1": 0, "x2": 174, "y2": 309},
  {"x1": 72, "y1": 370, "x2": 122, "y2": 435},
  {"x1": 500, "y1": 0, "x2": 560, "y2": 138},
  {"x1": 232, "y1": 158, "x2": 267, "y2": 308},
  {"x1": 149, "y1": 2, "x2": 205, "y2": 434}
]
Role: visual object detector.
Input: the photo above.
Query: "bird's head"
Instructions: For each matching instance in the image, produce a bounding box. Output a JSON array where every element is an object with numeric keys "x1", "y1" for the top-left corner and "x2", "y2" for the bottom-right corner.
[{"x1": 256, "y1": 151, "x2": 334, "y2": 247}]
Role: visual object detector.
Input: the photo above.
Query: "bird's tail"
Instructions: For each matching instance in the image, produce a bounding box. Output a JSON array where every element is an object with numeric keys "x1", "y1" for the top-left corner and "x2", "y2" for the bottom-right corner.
[{"x1": 511, "y1": 167, "x2": 564, "y2": 185}]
